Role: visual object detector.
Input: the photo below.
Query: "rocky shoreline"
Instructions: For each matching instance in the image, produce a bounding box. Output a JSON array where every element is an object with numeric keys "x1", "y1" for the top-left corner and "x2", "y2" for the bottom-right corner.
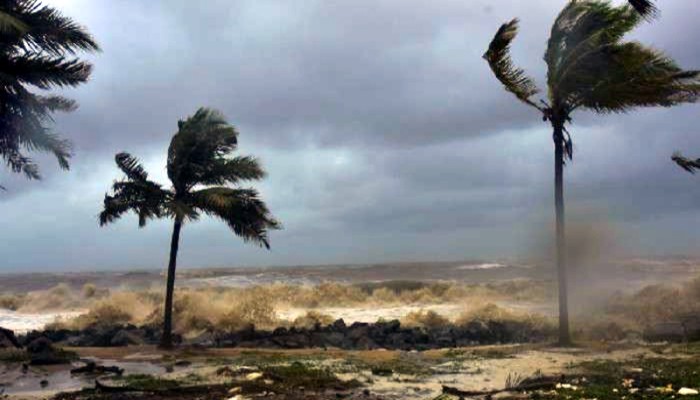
[{"x1": 6, "y1": 318, "x2": 550, "y2": 352}]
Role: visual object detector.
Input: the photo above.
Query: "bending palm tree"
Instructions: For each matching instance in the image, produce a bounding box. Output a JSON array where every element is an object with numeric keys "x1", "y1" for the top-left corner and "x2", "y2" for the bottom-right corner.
[
  {"x1": 484, "y1": 0, "x2": 700, "y2": 345},
  {"x1": 0, "y1": 0, "x2": 99, "y2": 184},
  {"x1": 100, "y1": 108, "x2": 281, "y2": 349}
]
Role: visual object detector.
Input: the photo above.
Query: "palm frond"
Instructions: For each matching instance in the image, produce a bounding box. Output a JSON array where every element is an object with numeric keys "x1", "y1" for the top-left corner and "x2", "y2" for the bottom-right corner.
[
  {"x1": 115, "y1": 152, "x2": 149, "y2": 182},
  {"x1": 0, "y1": 145, "x2": 40, "y2": 179},
  {"x1": 198, "y1": 155, "x2": 266, "y2": 186},
  {"x1": 628, "y1": 0, "x2": 658, "y2": 19},
  {"x1": 191, "y1": 187, "x2": 281, "y2": 249},
  {"x1": 483, "y1": 19, "x2": 541, "y2": 110},
  {"x1": 19, "y1": 128, "x2": 71, "y2": 169},
  {"x1": 569, "y1": 43, "x2": 700, "y2": 113},
  {"x1": 8, "y1": 0, "x2": 100, "y2": 55},
  {"x1": 167, "y1": 107, "x2": 239, "y2": 191},
  {"x1": 100, "y1": 152, "x2": 172, "y2": 227},
  {"x1": 672, "y1": 152, "x2": 700, "y2": 174},
  {"x1": 0, "y1": 0, "x2": 97, "y2": 180},
  {"x1": 0, "y1": 10, "x2": 27, "y2": 34},
  {"x1": 546, "y1": 0, "x2": 641, "y2": 99},
  {"x1": 0, "y1": 86, "x2": 73, "y2": 173},
  {"x1": 0, "y1": 55, "x2": 92, "y2": 89}
]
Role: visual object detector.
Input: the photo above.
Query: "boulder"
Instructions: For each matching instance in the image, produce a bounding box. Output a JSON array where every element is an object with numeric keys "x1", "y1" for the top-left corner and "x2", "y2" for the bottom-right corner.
[
  {"x1": 0, "y1": 327, "x2": 20, "y2": 349},
  {"x1": 26, "y1": 337, "x2": 70, "y2": 365},
  {"x1": 331, "y1": 319, "x2": 347, "y2": 332},
  {"x1": 110, "y1": 329, "x2": 145, "y2": 346},
  {"x1": 644, "y1": 322, "x2": 685, "y2": 342}
]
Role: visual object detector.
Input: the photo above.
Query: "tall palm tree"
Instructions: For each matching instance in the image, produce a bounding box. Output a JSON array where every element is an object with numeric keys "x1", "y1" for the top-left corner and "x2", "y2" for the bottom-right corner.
[
  {"x1": 0, "y1": 0, "x2": 99, "y2": 185},
  {"x1": 484, "y1": 0, "x2": 700, "y2": 345},
  {"x1": 99, "y1": 108, "x2": 281, "y2": 349}
]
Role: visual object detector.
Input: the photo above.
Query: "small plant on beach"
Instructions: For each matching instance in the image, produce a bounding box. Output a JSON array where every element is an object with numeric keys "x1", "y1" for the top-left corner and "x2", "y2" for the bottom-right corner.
[
  {"x1": 484, "y1": 0, "x2": 700, "y2": 345},
  {"x1": 99, "y1": 107, "x2": 280, "y2": 348}
]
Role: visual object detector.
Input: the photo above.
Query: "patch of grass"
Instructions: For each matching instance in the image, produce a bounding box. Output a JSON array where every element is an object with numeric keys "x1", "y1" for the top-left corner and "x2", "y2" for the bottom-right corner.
[
  {"x1": 116, "y1": 374, "x2": 182, "y2": 391},
  {"x1": 0, "y1": 348, "x2": 29, "y2": 362},
  {"x1": 236, "y1": 362, "x2": 361, "y2": 395},
  {"x1": 531, "y1": 357, "x2": 700, "y2": 400}
]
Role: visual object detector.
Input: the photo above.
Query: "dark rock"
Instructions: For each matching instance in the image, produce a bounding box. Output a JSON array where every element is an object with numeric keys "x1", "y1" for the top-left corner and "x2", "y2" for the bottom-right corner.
[
  {"x1": 26, "y1": 337, "x2": 72, "y2": 365},
  {"x1": 644, "y1": 322, "x2": 685, "y2": 342},
  {"x1": 680, "y1": 315, "x2": 700, "y2": 341},
  {"x1": 110, "y1": 329, "x2": 144, "y2": 346},
  {"x1": 331, "y1": 319, "x2": 347, "y2": 332},
  {"x1": 0, "y1": 327, "x2": 20, "y2": 349},
  {"x1": 26, "y1": 337, "x2": 53, "y2": 354}
]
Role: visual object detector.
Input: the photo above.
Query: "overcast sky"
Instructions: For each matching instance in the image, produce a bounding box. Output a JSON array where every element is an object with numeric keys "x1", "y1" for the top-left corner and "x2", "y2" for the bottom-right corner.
[{"x1": 0, "y1": 0, "x2": 699, "y2": 272}]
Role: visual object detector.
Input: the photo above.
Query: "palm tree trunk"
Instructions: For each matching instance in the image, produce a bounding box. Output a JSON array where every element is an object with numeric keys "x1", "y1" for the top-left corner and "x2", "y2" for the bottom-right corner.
[
  {"x1": 159, "y1": 217, "x2": 182, "y2": 349},
  {"x1": 553, "y1": 123, "x2": 571, "y2": 346}
]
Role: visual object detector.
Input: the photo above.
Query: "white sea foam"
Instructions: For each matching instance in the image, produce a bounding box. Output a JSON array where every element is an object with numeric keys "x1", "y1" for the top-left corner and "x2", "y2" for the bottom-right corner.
[
  {"x1": 0, "y1": 309, "x2": 84, "y2": 333},
  {"x1": 456, "y1": 263, "x2": 507, "y2": 270}
]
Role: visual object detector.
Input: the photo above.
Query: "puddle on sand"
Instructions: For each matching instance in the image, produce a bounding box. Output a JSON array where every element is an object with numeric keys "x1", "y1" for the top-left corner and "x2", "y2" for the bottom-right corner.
[{"x1": 0, "y1": 359, "x2": 166, "y2": 395}]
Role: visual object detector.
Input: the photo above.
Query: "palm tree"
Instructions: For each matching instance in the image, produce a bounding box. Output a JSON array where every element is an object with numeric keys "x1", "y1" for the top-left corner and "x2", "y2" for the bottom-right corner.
[
  {"x1": 99, "y1": 108, "x2": 281, "y2": 349},
  {"x1": 672, "y1": 152, "x2": 700, "y2": 174},
  {"x1": 483, "y1": 0, "x2": 700, "y2": 345},
  {"x1": 0, "y1": 0, "x2": 99, "y2": 185}
]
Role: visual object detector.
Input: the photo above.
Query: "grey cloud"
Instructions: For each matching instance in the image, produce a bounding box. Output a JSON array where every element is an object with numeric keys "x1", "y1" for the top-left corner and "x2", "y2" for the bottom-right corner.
[{"x1": 1, "y1": 0, "x2": 700, "y2": 271}]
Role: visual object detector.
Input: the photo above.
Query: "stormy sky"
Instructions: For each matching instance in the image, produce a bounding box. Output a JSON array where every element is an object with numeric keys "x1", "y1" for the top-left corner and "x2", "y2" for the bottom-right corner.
[{"x1": 0, "y1": 0, "x2": 699, "y2": 272}]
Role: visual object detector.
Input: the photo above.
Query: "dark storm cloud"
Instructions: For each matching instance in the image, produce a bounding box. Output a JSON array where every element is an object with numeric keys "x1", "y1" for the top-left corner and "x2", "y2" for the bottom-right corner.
[{"x1": 1, "y1": 0, "x2": 700, "y2": 271}]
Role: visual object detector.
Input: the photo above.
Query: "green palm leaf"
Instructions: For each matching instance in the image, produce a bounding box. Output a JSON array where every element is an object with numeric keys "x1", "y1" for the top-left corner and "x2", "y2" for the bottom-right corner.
[
  {"x1": 483, "y1": 19, "x2": 541, "y2": 110},
  {"x1": 0, "y1": 0, "x2": 98, "y2": 182},
  {"x1": 191, "y1": 187, "x2": 280, "y2": 249}
]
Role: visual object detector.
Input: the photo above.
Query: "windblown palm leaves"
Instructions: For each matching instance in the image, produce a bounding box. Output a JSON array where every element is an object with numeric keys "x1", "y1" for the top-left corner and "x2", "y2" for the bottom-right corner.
[
  {"x1": 483, "y1": 0, "x2": 700, "y2": 345},
  {"x1": 672, "y1": 152, "x2": 700, "y2": 174},
  {"x1": 0, "y1": 0, "x2": 99, "y2": 181},
  {"x1": 485, "y1": 1, "x2": 700, "y2": 124},
  {"x1": 100, "y1": 108, "x2": 280, "y2": 247},
  {"x1": 100, "y1": 107, "x2": 280, "y2": 348}
]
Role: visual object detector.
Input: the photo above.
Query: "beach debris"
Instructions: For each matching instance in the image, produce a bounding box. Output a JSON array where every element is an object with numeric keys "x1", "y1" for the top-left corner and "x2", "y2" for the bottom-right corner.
[
  {"x1": 655, "y1": 384, "x2": 675, "y2": 393},
  {"x1": 70, "y1": 360, "x2": 124, "y2": 375},
  {"x1": 679, "y1": 387, "x2": 699, "y2": 396},
  {"x1": 226, "y1": 395, "x2": 251, "y2": 400},
  {"x1": 443, "y1": 374, "x2": 561, "y2": 397},
  {"x1": 245, "y1": 372, "x2": 263, "y2": 381},
  {"x1": 556, "y1": 383, "x2": 578, "y2": 390}
]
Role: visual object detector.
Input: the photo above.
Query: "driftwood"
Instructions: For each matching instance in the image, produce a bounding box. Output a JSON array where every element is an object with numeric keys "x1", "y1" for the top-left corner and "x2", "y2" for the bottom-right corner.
[
  {"x1": 94, "y1": 378, "x2": 132, "y2": 393},
  {"x1": 442, "y1": 375, "x2": 561, "y2": 398}
]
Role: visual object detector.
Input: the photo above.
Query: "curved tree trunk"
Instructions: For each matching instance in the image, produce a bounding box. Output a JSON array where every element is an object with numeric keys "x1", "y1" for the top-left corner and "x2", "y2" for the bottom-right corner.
[
  {"x1": 159, "y1": 218, "x2": 182, "y2": 349},
  {"x1": 553, "y1": 123, "x2": 571, "y2": 346}
]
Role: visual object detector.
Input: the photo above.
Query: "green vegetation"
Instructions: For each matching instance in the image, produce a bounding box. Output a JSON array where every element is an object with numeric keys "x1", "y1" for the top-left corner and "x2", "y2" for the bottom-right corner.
[
  {"x1": 0, "y1": 348, "x2": 29, "y2": 362},
  {"x1": 484, "y1": 0, "x2": 700, "y2": 345},
  {"x1": 98, "y1": 107, "x2": 281, "y2": 348},
  {"x1": 532, "y1": 357, "x2": 700, "y2": 400}
]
